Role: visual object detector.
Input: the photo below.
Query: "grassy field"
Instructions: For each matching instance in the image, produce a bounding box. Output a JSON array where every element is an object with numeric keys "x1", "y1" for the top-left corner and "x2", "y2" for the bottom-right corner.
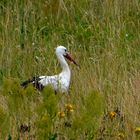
[{"x1": 0, "y1": 0, "x2": 140, "y2": 139}]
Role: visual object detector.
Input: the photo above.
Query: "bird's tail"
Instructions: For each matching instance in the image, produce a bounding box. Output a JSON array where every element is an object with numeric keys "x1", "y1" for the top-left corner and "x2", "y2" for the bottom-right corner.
[
  {"x1": 21, "y1": 76, "x2": 44, "y2": 90},
  {"x1": 20, "y1": 78, "x2": 34, "y2": 88}
]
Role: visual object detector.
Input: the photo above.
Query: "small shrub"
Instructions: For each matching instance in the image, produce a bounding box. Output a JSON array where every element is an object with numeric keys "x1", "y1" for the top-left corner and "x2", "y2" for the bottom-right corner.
[{"x1": 71, "y1": 90, "x2": 105, "y2": 139}]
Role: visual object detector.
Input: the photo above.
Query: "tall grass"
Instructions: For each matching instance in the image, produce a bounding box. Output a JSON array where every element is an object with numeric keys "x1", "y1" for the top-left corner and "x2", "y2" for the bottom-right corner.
[{"x1": 0, "y1": 0, "x2": 140, "y2": 139}]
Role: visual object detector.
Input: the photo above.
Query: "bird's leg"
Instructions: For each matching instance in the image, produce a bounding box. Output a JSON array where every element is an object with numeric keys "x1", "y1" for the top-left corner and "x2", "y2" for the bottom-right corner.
[
  {"x1": 54, "y1": 90, "x2": 58, "y2": 95},
  {"x1": 61, "y1": 92, "x2": 65, "y2": 106},
  {"x1": 66, "y1": 93, "x2": 71, "y2": 103}
]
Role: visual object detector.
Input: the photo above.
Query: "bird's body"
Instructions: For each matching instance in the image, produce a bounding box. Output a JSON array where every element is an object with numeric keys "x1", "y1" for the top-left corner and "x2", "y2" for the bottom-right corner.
[
  {"x1": 21, "y1": 46, "x2": 78, "y2": 93},
  {"x1": 36, "y1": 71, "x2": 70, "y2": 93}
]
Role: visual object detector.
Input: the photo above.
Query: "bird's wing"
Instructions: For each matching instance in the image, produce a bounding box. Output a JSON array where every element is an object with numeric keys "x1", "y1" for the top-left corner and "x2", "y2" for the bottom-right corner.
[{"x1": 38, "y1": 75, "x2": 61, "y2": 91}]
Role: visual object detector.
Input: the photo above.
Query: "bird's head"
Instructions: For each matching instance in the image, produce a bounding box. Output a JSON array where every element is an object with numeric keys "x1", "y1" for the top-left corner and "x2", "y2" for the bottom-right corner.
[{"x1": 55, "y1": 46, "x2": 79, "y2": 67}]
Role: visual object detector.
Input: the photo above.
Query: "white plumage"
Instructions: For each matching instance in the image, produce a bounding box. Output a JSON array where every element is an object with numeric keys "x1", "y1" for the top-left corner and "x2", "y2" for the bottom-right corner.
[{"x1": 21, "y1": 46, "x2": 79, "y2": 93}]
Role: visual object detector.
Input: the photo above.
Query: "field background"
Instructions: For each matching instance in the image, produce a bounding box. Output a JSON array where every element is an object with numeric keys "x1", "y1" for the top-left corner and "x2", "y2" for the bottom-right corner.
[{"x1": 0, "y1": 0, "x2": 140, "y2": 139}]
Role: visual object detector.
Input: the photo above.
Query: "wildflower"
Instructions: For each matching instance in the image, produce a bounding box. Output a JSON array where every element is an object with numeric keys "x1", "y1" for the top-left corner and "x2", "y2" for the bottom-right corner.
[
  {"x1": 35, "y1": 56, "x2": 40, "y2": 62},
  {"x1": 109, "y1": 111, "x2": 117, "y2": 120},
  {"x1": 58, "y1": 111, "x2": 65, "y2": 119},
  {"x1": 117, "y1": 132, "x2": 124, "y2": 139},
  {"x1": 32, "y1": 42, "x2": 35, "y2": 46},
  {"x1": 125, "y1": 34, "x2": 128, "y2": 37},
  {"x1": 65, "y1": 104, "x2": 74, "y2": 112},
  {"x1": 135, "y1": 127, "x2": 140, "y2": 134},
  {"x1": 20, "y1": 124, "x2": 30, "y2": 133}
]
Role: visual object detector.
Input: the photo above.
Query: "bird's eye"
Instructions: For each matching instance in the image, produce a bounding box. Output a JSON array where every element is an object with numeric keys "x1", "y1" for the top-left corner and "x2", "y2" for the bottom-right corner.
[{"x1": 65, "y1": 49, "x2": 67, "y2": 52}]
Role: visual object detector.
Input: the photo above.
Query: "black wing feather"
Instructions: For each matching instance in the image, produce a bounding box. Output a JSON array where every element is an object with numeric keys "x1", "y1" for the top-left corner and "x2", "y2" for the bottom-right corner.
[{"x1": 21, "y1": 76, "x2": 44, "y2": 90}]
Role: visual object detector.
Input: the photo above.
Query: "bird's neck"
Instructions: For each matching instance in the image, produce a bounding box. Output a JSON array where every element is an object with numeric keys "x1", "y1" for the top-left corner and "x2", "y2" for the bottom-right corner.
[{"x1": 57, "y1": 54, "x2": 70, "y2": 74}]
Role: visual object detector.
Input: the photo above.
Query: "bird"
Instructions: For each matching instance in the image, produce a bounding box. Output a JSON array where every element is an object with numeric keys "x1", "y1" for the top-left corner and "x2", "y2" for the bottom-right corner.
[{"x1": 21, "y1": 46, "x2": 79, "y2": 93}]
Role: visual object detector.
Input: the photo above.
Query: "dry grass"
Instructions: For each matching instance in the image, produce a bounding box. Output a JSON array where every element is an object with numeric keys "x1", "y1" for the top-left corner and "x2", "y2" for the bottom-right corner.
[{"x1": 0, "y1": 0, "x2": 140, "y2": 139}]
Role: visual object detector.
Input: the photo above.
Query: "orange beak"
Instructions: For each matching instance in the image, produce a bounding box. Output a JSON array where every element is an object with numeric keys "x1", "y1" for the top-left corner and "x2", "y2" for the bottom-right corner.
[{"x1": 64, "y1": 53, "x2": 80, "y2": 67}]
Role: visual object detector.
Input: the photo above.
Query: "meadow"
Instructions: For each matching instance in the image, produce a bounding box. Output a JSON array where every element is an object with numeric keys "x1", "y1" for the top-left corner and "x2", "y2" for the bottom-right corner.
[{"x1": 0, "y1": 0, "x2": 140, "y2": 139}]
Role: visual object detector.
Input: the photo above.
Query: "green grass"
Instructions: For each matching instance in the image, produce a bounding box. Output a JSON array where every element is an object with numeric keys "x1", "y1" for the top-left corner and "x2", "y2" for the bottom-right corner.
[{"x1": 0, "y1": 0, "x2": 140, "y2": 139}]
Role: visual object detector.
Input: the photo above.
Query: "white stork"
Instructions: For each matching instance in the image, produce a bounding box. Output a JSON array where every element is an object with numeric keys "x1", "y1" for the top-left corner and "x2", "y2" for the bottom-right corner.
[{"x1": 21, "y1": 46, "x2": 79, "y2": 93}]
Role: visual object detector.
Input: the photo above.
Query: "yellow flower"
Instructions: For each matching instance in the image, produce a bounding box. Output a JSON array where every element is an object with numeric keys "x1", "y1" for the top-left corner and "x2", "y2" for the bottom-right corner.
[
  {"x1": 65, "y1": 104, "x2": 74, "y2": 112},
  {"x1": 117, "y1": 132, "x2": 124, "y2": 139},
  {"x1": 57, "y1": 111, "x2": 65, "y2": 118},
  {"x1": 135, "y1": 127, "x2": 140, "y2": 134},
  {"x1": 109, "y1": 111, "x2": 117, "y2": 120}
]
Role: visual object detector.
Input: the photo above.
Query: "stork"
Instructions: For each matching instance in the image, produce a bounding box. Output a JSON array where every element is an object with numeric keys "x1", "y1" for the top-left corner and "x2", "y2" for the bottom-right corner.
[{"x1": 21, "y1": 46, "x2": 79, "y2": 93}]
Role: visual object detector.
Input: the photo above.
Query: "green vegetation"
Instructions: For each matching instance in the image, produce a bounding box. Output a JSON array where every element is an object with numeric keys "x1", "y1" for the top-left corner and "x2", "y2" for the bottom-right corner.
[{"x1": 0, "y1": 0, "x2": 140, "y2": 139}]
